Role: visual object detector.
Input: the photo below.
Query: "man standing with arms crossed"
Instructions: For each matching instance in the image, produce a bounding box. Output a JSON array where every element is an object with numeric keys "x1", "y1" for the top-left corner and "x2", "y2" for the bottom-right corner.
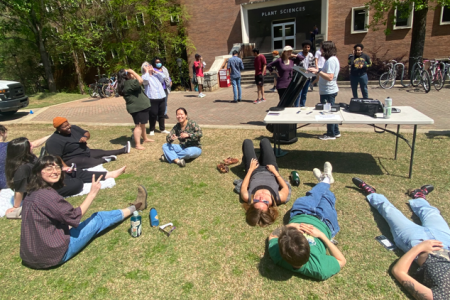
[
  {"x1": 227, "y1": 50, "x2": 244, "y2": 103},
  {"x1": 252, "y1": 49, "x2": 266, "y2": 104}
]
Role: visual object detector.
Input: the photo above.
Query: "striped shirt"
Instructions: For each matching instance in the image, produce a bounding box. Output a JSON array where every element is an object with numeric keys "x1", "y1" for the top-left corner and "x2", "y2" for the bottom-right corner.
[
  {"x1": 20, "y1": 188, "x2": 82, "y2": 269},
  {"x1": 142, "y1": 72, "x2": 166, "y2": 99}
]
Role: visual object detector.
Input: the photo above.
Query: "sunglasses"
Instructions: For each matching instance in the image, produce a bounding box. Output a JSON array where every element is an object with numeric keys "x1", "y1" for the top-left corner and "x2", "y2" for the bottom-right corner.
[{"x1": 253, "y1": 199, "x2": 270, "y2": 207}]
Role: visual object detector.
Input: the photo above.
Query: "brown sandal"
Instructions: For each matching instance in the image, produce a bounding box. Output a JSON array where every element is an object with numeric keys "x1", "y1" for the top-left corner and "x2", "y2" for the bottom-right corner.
[
  {"x1": 223, "y1": 157, "x2": 239, "y2": 165},
  {"x1": 217, "y1": 163, "x2": 229, "y2": 173}
]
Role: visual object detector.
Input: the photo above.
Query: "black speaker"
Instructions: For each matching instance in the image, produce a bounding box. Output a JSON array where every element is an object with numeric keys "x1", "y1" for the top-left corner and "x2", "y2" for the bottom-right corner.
[{"x1": 269, "y1": 124, "x2": 298, "y2": 144}]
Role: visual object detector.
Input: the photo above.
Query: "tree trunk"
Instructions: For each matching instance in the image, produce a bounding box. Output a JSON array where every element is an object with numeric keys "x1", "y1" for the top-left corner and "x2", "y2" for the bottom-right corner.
[
  {"x1": 72, "y1": 50, "x2": 85, "y2": 94},
  {"x1": 36, "y1": 27, "x2": 57, "y2": 92},
  {"x1": 408, "y1": 5, "x2": 428, "y2": 76}
]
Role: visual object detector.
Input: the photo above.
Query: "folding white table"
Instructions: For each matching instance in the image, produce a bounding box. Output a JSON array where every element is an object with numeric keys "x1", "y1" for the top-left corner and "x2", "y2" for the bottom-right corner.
[{"x1": 263, "y1": 106, "x2": 434, "y2": 178}]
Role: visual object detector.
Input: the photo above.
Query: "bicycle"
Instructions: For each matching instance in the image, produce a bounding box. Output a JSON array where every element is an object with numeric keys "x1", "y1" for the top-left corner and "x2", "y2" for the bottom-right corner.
[
  {"x1": 427, "y1": 59, "x2": 444, "y2": 91},
  {"x1": 409, "y1": 57, "x2": 431, "y2": 93},
  {"x1": 102, "y1": 74, "x2": 118, "y2": 97},
  {"x1": 87, "y1": 75, "x2": 106, "y2": 98},
  {"x1": 379, "y1": 60, "x2": 410, "y2": 89}
]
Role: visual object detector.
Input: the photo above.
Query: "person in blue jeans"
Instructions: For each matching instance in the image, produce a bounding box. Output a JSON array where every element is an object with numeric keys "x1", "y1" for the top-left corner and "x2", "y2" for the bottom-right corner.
[
  {"x1": 268, "y1": 162, "x2": 346, "y2": 280},
  {"x1": 19, "y1": 155, "x2": 148, "y2": 269},
  {"x1": 353, "y1": 178, "x2": 450, "y2": 300},
  {"x1": 227, "y1": 50, "x2": 244, "y2": 103},
  {"x1": 348, "y1": 44, "x2": 371, "y2": 99},
  {"x1": 308, "y1": 41, "x2": 341, "y2": 140},
  {"x1": 294, "y1": 40, "x2": 314, "y2": 107}
]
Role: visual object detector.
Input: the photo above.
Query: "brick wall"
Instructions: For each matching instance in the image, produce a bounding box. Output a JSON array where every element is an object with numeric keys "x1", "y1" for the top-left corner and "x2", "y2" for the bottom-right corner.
[{"x1": 182, "y1": 0, "x2": 450, "y2": 77}]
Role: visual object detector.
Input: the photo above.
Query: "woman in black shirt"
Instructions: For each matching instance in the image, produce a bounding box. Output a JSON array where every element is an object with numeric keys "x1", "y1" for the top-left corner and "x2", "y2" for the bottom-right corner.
[
  {"x1": 348, "y1": 43, "x2": 371, "y2": 99},
  {"x1": 4, "y1": 137, "x2": 126, "y2": 218}
]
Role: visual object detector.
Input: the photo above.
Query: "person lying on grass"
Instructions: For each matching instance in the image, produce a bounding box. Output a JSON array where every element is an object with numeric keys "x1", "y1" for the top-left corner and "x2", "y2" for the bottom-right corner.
[
  {"x1": 353, "y1": 178, "x2": 450, "y2": 300},
  {"x1": 45, "y1": 117, "x2": 131, "y2": 168},
  {"x1": 20, "y1": 155, "x2": 147, "y2": 269},
  {"x1": 160, "y1": 107, "x2": 202, "y2": 168},
  {"x1": 4, "y1": 138, "x2": 125, "y2": 218},
  {"x1": 240, "y1": 138, "x2": 289, "y2": 227},
  {"x1": 268, "y1": 162, "x2": 346, "y2": 280}
]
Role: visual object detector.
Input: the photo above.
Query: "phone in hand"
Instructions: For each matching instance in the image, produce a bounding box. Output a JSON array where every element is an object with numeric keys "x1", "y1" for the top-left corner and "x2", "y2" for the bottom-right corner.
[{"x1": 375, "y1": 235, "x2": 396, "y2": 251}]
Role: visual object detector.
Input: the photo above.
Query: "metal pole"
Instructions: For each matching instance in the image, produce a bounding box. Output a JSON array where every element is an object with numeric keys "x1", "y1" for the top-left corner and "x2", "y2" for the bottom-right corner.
[
  {"x1": 409, "y1": 125, "x2": 417, "y2": 179},
  {"x1": 394, "y1": 125, "x2": 400, "y2": 160}
]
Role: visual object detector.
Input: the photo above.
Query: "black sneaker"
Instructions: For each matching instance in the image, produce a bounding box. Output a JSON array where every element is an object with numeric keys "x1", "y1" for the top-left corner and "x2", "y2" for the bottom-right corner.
[
  {"x1": 164, "y1": 114, "x2": 169, "y2": 119},
  {"x1": 352, "y1": 177, "x2": 376, "y2": 194},
  {"x1": 409, "y1": 185, "x2": 434, "y2": 199}
]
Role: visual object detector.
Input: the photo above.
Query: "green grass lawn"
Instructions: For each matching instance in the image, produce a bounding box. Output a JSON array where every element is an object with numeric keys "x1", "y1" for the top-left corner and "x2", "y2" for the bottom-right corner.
[
  {"x1": 1, "y1": 124, "x2": 449, "y2": 299},
  {"x1": 27, "y1": 92, "x2": 88, "y2": 109}
]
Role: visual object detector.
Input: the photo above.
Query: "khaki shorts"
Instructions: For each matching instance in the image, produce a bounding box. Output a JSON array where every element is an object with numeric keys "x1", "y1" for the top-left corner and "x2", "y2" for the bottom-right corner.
[{"x1": 196, "y1": 76, "x2": 204, "y2": 85}]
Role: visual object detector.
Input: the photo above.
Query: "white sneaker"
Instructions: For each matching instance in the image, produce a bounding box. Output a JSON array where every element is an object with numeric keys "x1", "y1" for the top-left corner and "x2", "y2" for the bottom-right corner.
[
  {"x1": 323, "y1": 162, "x2": 334, "y2": 184},
  {"x1": 125, "y1": 141, "x2": 131, "y2": 153},
  {"x1": 199, "y1": 93, "x2": 206, "y2": 98},
  {"x1": 313, "y1": 168, "x2": 322, "y2": 182},
  {"x1": 149, "y1": 131, "x2": 155, "y2": 136},
  {"x1": 103, "y1": 155, "x2": 117, "y2": 163},
  {"x1": 161, "y1": 130, "x2": 170, "y2": 134},
  {"x1": 319, "y1": 135, "x2": 336, "y2": 140},
  {"x1": 335, "y1": 134, "x2": 341, "y2": 138}
]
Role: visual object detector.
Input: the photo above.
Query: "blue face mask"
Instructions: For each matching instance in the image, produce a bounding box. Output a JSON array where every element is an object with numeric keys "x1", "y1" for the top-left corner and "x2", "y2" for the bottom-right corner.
[{"x1": 156, "y1": 63, "x2": 162, "y2": 68}]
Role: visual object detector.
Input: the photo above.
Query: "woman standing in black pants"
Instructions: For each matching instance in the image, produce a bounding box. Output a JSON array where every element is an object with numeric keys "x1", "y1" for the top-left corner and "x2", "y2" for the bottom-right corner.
[
  {"x1": 240, "y1": 138, "x2": 290, "y2": 227},
  {"x1": 141, "y1": 62, "x2": 170, "y2": 136}
]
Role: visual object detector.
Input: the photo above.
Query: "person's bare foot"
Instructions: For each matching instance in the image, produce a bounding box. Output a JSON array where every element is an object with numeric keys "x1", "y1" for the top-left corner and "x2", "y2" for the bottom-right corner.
[
  {"x1": 143, "y1": 139, "x2": 154, "y2": 143},
  {"x1": 106, "y1": 166, "x2": 127, "y2": 179},
  {"x1": 135, "y1": 145, "x2": 145, "y2": 150}
]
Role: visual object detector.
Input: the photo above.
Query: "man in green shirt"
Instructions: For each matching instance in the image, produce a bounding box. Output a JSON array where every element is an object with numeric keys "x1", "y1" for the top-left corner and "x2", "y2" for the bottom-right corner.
[{"x1": 268, "y1": 162, "x2": 346, "y2": 280}]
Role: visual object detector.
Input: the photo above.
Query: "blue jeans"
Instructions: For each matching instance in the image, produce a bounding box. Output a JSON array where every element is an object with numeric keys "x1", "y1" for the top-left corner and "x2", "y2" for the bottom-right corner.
[
  {"x1": 350, "y1": 74, "x2": 369, "y2": 99},
  {"x1": 162, "y1": 143, "x2": 202, "y2": 163},
  {"x1": 231, "y1": 77, "x2": 242, "y2": 101},
  {"x1": 61, "y1": 210, "x2": 124, "y2": 263},
  {"x1": 367, "y1": 193, "x2": 450, "y2": 253},
  {"x1": 320, "y1": 93, "x2": 340, "y2": 137},
  {"x1": 294, "y1": 80, "x2": 310, "y2": 107},
  {"x1": 290, "y1": 182, "x2": 340, "y2": 237}
]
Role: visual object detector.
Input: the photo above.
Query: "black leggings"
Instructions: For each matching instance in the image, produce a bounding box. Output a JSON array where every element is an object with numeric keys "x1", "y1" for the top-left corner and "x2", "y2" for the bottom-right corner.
[
  {"x1": 65, "y1": 148, "x2": 125, "y2": 170},
  {"x1": 149, "y1": 98, "x2": 165, "y2": 131},
  {"x1": 57, "y1": 169, "x2": 107, "y2": 197},
  {"x1": 242, "y1": 138, "x2": 278, "y2": 172}
]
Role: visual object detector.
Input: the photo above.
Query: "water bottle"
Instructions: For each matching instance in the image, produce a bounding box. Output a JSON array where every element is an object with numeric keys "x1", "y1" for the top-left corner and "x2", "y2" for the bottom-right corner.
[
  {"x1": 150, "y1": 207, "x2": 159, "y2": 227},
  {"x1": 290, "y1": 171, "x2": 300, "y2": 186},
  {"x1": 384, "y1": 97, "x2": 392, "y2": 119},
  {"x1": 130, "y1": 211, "x2": 142, "y2": 238}
]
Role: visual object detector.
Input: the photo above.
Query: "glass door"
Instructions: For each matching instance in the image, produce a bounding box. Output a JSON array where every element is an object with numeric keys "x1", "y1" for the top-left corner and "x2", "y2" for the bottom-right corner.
[{"x1": 272, "y1": 21, "x2": 296, "y2": 51}]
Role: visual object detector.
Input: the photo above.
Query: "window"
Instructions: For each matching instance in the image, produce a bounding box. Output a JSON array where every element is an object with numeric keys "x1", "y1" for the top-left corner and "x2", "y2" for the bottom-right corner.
[
  {"x1": 441, "y1": 6, "x2": 450, "y2": 25},
  {"x1": 136, "y1": 13, "x2": 145, "y2": 27},
  {"x1": 394, "y1": 3, "x2": 413, "y2": 29},
  {"x1": 351, "y1": 7, "x2": 369, "y2": 34},
  {"x1": 122, "y1": 16, "x2": 129, "y2": 29}
]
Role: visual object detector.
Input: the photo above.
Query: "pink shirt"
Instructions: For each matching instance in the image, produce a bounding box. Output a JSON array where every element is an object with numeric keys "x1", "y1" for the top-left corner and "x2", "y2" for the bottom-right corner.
[{"x1": 194, "y1": 61, "x2": 204, "y2": 77}]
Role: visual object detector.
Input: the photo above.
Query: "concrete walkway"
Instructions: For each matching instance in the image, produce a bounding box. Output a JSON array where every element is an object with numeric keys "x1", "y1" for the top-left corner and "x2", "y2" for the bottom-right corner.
[{"x1": 3, "y1": 83, "x2": 450, "y2": 133}]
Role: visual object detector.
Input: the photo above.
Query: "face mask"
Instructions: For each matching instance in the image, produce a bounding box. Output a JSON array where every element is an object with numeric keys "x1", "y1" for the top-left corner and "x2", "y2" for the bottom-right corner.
[{"x1": 156, "y1": 63, "x2": 162, "y2": 68}]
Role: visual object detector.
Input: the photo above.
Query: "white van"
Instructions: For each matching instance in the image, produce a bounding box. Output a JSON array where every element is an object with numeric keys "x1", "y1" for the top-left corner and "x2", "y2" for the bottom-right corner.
[{"x1": 0, "y1": 80, "x2": 29, "y2": 116}]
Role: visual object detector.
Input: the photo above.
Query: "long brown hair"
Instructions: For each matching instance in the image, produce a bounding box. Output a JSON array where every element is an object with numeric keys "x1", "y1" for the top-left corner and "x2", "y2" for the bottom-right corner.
[
  {"x1": 5, "y1": 137, "x2": 35, "y2": 189},
  {"x1": 321, "y1": 41, "x2": 337, "y2": 60},
  {"x1": 245, "y1": 204, "x2": 279, "y2": 227}
]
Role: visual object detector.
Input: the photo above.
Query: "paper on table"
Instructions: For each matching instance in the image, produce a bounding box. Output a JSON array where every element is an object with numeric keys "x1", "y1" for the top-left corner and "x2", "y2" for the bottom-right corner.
[{"x1": 315, "y1": 114, "x2": 341, "y2": 121}]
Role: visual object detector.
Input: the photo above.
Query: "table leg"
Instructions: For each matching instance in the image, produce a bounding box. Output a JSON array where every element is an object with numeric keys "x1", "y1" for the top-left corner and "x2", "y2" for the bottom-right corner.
[
  {"x1": 408, "y1": 125, "x2": 417, "y2": 179},
  {"x1": 394, "y1": 125, "x2": 400, "y2": 160},
  {"x1": 272, "y1": 124, "x2": 288, "y2": 157}
]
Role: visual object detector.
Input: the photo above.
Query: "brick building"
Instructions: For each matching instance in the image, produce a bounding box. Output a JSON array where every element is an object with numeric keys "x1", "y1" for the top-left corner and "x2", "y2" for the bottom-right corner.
[{"x1": 181, "y1": 0, "x2": 450, "y2": 77}]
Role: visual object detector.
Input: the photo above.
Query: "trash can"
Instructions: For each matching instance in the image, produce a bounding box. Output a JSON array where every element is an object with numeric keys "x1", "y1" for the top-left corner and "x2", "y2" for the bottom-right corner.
[{"x1": 219, "y1": 69, "x2": 230, "y2": 88}]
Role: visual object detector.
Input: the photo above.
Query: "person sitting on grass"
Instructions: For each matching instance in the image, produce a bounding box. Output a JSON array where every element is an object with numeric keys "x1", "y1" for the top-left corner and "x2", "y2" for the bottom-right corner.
[
  {"x1": 45, "y1": 117, "x2": 131, "y2": 168},
  {"x1": 117, "y1": 68, "x2": 153, "y2": 150},
  {"x1": 0, "y1": 125, "x2": 50, "y2": 192},
  {"x1": 352, "y1": 178, "x2": 450, "y2": 300},
  {"x1": 160, "y1": 108, "x2": 202, "y2": 168},
  {"x1": 4, "y1": 138, "x2": 126, "y2": 219},
  {"x1": 268, "y1": 162, "x2": 346, "y2": 280},
  {"x1": 19, "y1": 155, "x2": 147, "y2": 269},
  {"x1": 240, "y1": 138, "x2": 289, "y2": 227}
]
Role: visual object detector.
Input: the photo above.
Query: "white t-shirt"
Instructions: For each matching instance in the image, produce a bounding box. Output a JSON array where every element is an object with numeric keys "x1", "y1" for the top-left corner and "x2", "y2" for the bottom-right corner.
[
  {"x1": 315, "y1": 50, "x2": 326, "y2": 69},
  {"x1": 297, "y1": 52, "x2": 314, "y2": 69},
  {"x1": 319, "y1": 56, "x2": 340, "y2": 95}
]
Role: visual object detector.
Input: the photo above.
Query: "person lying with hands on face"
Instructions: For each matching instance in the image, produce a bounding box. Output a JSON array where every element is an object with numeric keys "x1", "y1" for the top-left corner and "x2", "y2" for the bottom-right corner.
[
  {"x1": 161, "y1": 107, "x2": 202, "y2": 168},
  {"x1": 239, "y1": 138, "x2": 290, "y2": 227}
]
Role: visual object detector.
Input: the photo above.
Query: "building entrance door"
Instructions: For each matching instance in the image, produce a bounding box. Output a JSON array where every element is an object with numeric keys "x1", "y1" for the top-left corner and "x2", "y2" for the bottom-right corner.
[{"x1": 272, "y1": 21, "x2": 296, "y2": 51}]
